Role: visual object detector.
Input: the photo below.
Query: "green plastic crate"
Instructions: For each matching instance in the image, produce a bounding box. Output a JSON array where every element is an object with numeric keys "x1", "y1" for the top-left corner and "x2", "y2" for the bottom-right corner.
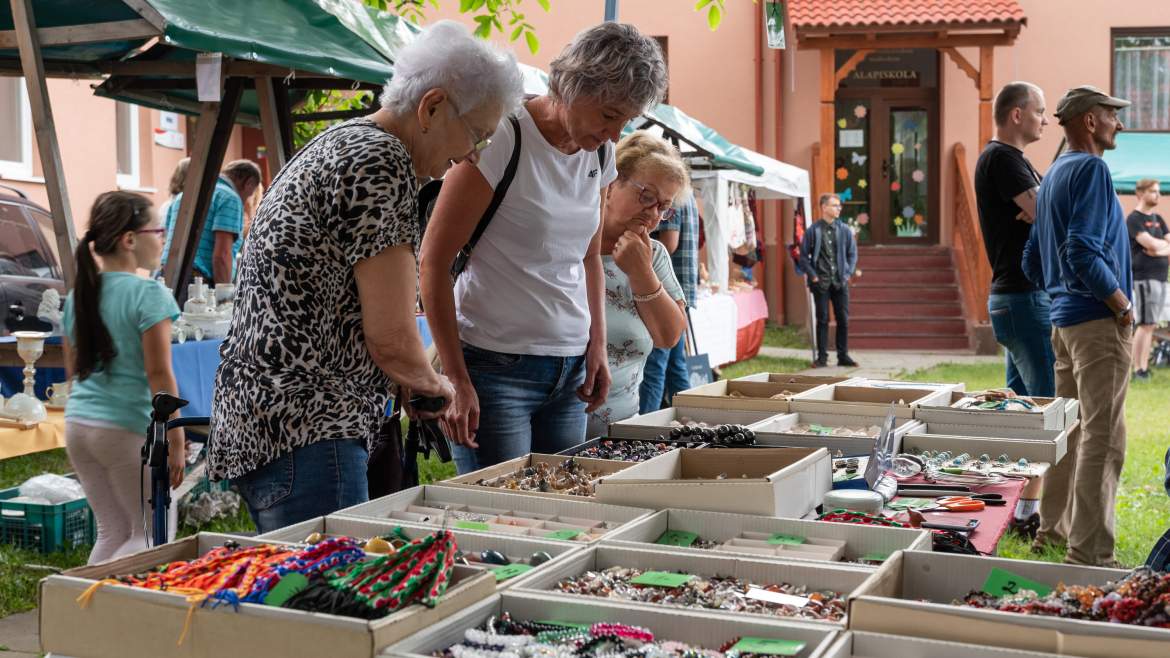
[{"x1": 0, "y1": 481, "x2": 95, "y2": 553}]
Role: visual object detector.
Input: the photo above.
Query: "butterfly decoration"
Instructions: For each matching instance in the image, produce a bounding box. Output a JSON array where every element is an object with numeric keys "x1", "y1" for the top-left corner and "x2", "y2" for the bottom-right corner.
[
  {"x1": 839, "y1": 188, "x2": 854, "y2": 202},
  {"x1": 851, "y1": 152, "x2": 867, "y2": 166}
]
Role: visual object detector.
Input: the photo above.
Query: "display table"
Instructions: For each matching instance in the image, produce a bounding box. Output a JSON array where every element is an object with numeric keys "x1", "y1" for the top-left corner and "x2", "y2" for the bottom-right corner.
[
  {"x1": 733, "y1": 287, "x2": 768, "y2": 362},
  {"x1": 0, "y1": 409, "x2": 65, "y2": 459},
  {"x1": 689, "y1": 292, "x2": 738, "y2": 367},
  {"x1": 889, "y1": 474, "x2": 1028, "y2": 555}
]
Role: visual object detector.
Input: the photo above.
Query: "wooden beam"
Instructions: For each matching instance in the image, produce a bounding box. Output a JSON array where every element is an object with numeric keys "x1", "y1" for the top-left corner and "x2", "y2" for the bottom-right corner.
[
  {"x1": 941, "y1": 47, "x2": 979, "y2": 86},
  {"x1": 254, "y1": 77, "x2": 287, "y2": 177},
  {"x1": 978, "y1": 46, "x2": 995, "y2": 148},
  {"x1": 163, "y1": 78, "x2": 245, "y2": 297},
  {"x1": 120, "y1": 0, "x2": 168, "y2": 31},
  {"x1": 799, "y1": 33, "x2": 1015, "y2": 50},
  {"x1": 10, "y1": 0, "x2": 76, "y2": 287},
  {"x1": 0, "y1": 19, "x2": 159, "y2": 49},
  {"x1": 834, "y1": 49, "x2": 873, "y2": 87},
  {"x1": 271, "y1": 77, "x2": 296, "y2": 160},
  {"x1": 818, "y1": 48, "x2": 836, "y2": 206}
]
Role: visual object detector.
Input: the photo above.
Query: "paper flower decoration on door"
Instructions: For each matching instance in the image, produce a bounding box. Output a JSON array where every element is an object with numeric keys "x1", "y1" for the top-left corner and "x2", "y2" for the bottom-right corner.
[
  {"x1": 902, "y1": 206, "x2": 915, "y2": 219},
  {"x1": 837, "y1": 118, "x2": 847, "y2": 129},
  {"x1": 914, "y1": 214, "x2": 926, "y2": 225},
  {"x1": 857, "y1": 212, "x2": 869, "y2": 225},
  {"x1": 858, "y1": 179, "x2": 868, "y2": 189},
  {"x1": 891, "y1": 143, "x2": 905, "y2": 156},
  {"x1": 911, "y1": 169, "x2": 925, "y2": 183},
  {"x1": 854, "y1": 105, "x2": 867, "y2": 118},
  {"x1": 836, "y1": 167, "x2": 849, "y2": 180},
  {"x1": 895, "y1": 217, "x2": 904, "y2": 226},
  {"x1": 890, "y1": 181, "x2": 902, "y2": 192}
]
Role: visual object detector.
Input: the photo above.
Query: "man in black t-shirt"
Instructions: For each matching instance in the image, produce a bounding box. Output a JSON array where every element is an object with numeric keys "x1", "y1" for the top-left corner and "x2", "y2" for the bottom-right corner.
[
  {"x1": 974, "y1": 81, "x2": 1055, "y2": 398},
  {"x1": 1127, "y1": 178, "x2": 1170, "y2": 380}
]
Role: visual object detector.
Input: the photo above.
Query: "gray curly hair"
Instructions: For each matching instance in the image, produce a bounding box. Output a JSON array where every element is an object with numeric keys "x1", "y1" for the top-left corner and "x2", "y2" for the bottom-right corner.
[
  {"x1": 548, "y1": 23, "x2": 667, "y2": 113},
  {"x1": 380, "y1": 20, "x2": 524, "y2": 117}
]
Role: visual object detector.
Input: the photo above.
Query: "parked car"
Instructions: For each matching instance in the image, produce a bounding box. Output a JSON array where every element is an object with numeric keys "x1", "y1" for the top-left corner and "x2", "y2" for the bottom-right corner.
[{"x1": 0, "y1": 185, "x2": 65, "y2": 336}]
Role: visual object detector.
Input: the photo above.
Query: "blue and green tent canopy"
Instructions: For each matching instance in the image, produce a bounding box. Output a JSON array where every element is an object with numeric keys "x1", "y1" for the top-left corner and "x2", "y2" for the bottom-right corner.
[{"x1": 1103, "y1": 132, "x2": 1170, "y2": 195}]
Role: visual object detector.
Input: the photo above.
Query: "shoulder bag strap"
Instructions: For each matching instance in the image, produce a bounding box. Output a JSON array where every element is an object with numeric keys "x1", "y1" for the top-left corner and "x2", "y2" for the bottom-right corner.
[{"x1": 451, "y1": 115, "x2": 522, "y2": 278}]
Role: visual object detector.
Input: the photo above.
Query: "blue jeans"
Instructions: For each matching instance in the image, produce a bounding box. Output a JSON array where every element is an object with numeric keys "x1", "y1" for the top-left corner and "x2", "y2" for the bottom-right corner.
[
  {"x1": 235, "y1": 439, "x2": 368, "y2": 534},
  {"x1": 988, "y1": 291, "x2": 1056, "y2": 397},
  {"x1": 639, "y1": 333, "x2": 689, "y2": 414},
  {"x1": 453, "y1": 343, "x2": 588, "y2": 474}
]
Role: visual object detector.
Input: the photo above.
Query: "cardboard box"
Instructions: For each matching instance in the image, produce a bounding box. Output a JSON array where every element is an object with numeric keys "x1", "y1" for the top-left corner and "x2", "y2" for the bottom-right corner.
[
  {"x1": 384, "y1": 592, "x2": 838, "y2": 658},
  {"x1": 733, "y1": 372, "x2": 856, "y2": 386},
  {"x1": 850, "y1": 379, "x2": 965, "y2": 393},
  {"x1": 672, "y1": 380, "x2": 832, "y2": 413},
  {"x1": 601, "y1": 508, "x2": 931, "y2": 566},
  {"x1": 904, "y1": 422, "x2": 1067, "y2": 464},
  {"x1": 594, "y1": 448, "x2": 831, "y2": 517},
  {"x1": 333, "y1": 485, "x2": 653, "y2": 542},
  {"x1": 508, "y1": 545, "x2": 872, "y2": 626},
  {"x1": 752, "y1": 412, "x2": 922, "y2": 456},
  {"x1": 439, "y1": 453, "x2": 634, "y2": 501},
  {"x1": 556, "y1": 436, "x2": 707, "y2": 457},
  {"x1": 790, "y1": 385, "x2": 953, "y2": 419},
  {"x1": 915, "y1": 391, "x2": 1079, "y2": 432},
  {"x1": 257, "y1": 516, "x2": 585, "y2": 590},
  {"x1": 848, "y1": 550, "x2": 1168, "y2": 658},
  {"x1": 38, "y1": 532, "x2": 495, "y2": 658},
  {"x1": 608, "y1": 406, "x2": 786, "y2": 440},
  {"x1": 820, "y1": 631, "x2": 1063, "y2": 658}
]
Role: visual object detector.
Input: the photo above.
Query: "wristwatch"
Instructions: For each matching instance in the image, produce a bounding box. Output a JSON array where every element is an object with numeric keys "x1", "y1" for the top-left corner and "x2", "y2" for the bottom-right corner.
[{"x1": 1116, "y1": 300, "x2": 1133, "y2": 320}]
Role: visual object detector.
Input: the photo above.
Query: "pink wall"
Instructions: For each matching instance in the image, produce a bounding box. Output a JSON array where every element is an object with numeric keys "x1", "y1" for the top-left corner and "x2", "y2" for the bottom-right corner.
[{"x1": 0, "y1": 79, "x2": 247, "y2": 233}]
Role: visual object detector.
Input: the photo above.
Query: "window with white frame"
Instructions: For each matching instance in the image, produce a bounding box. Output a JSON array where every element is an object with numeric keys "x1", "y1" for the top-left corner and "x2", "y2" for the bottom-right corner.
[
  {"x1": 0, "y1": 77, "x2": 33, "y2": 177},
  {"x1": 115, "y1": 101, "x2": 140, "y2": 188},
  {"x1": 1113, "y1": 30, "x2": 1170, "y2": 131}
]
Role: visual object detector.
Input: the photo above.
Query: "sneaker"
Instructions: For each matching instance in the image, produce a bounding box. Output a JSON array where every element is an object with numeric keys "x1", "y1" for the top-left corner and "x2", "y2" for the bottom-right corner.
[
  {"x1": 811, "y1": 358, "x2": 828, "y2": 368},
  {"x1": 837, "y1": 355, "x2": 860, "y2": 367},
  {"x1": 1133, "y1": 369, "x2": 1151, "y2": 381}
]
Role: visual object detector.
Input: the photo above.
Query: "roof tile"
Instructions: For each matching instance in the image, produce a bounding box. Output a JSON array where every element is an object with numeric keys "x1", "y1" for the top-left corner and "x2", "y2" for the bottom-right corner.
[{"x1": 789, "y1": 0, "x2": 1026, "y2": 30}]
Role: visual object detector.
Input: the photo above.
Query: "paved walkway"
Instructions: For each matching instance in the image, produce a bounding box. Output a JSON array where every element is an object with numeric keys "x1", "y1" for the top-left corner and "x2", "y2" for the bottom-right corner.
[
  {"x1": 757, "y1": 345, "x2": 1001, "y2": 380},
  {"x1": 0, "y1": 610, "x2": 40, "y2": 657}
]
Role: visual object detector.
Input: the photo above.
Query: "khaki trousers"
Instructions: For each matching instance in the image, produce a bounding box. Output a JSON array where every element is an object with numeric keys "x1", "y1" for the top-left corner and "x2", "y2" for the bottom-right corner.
[{"x1": 1036, "y1": 317, "x2": 1132, "y2": 566}]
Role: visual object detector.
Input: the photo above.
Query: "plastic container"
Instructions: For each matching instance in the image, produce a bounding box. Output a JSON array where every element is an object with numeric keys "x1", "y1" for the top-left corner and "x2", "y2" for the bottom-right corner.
[{"x1": 0, "y1": 478, "x2": 95, "y2": 552}]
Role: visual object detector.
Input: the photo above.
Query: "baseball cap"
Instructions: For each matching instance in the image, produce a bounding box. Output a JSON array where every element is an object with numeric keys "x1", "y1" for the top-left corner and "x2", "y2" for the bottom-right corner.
[{"x1": 1053, "y1": 85, "x2": 1130, "y2": 125}]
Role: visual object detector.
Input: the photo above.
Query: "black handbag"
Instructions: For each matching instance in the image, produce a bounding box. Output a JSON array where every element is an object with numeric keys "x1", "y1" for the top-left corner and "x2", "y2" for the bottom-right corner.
[
  {"x1": 683, "y1": 307, "x2": 714, "y2": 390},
  {"x1": 367, "y1": 398, "x2": 405, "y2": 499}
]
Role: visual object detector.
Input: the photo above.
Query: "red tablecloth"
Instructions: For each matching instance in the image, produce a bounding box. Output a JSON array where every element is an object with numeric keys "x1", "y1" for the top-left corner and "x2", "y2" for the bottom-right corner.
[
  {"x1": 889, "y1": 475, "x2": 1028, "y2": 555},
  {"x1": 733, "y1": 288, "x2": 768, "y2": 362}
]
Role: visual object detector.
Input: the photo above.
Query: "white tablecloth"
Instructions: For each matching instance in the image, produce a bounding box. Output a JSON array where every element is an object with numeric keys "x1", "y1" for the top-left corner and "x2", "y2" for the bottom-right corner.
[{"x1": 690, "y1": 292, "x2": 739, "y2": 367}]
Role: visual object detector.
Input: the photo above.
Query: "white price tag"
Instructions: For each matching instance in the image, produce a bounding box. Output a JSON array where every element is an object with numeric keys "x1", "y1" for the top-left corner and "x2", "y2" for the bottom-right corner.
[{"x1": 745, "y1": 587, "x2": 810, "y2": 608}]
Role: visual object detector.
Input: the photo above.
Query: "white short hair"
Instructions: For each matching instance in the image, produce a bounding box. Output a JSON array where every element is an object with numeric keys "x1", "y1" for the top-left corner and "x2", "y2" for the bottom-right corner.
[{"x1": 380, "y1": 20, "x2": 524, "y2": 117}]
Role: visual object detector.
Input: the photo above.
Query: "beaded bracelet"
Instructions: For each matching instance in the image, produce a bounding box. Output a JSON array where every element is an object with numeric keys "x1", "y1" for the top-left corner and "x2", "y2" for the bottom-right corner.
[{"x1": 633, "y1": 283, "x2": 665, "y2": 303}]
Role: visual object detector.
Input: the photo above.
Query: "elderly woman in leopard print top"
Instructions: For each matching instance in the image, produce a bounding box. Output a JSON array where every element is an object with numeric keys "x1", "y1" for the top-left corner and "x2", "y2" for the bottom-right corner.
[{"x1": 208, "y1": 22, "x2": 524, "y2": 533}]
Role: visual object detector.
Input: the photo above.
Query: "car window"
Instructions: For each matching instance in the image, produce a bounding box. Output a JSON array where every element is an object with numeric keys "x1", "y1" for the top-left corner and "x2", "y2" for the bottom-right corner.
[
  {"x1": 27, "y1": 208, "x2": 61, "y2": 276},
  {"x1": 0, "y1": 202, "x2": 55, "y2": 279}
]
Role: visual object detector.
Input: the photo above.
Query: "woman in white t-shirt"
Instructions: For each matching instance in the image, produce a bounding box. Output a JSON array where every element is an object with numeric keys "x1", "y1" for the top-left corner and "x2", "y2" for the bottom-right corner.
[{"x1": 421, "y1": 23, "x2": 668, "y2": 472}]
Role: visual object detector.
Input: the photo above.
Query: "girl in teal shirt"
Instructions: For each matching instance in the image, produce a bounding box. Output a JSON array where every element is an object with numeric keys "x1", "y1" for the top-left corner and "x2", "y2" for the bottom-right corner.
[{"x1": 62, "y1": 191, "x2": 184, "y2": 564}]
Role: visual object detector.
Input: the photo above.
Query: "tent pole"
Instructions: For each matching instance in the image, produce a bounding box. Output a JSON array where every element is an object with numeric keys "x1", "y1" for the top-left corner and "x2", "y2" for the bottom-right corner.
[
  {"x1": 10, "y1": 0, "x2": 76, "y2": 287},
  {"x1": 163, "y1": 77, "x2": 244, "y2": 303},
  {"x1": 255, "y1": 76, "x2": 287, "y2": 178}
]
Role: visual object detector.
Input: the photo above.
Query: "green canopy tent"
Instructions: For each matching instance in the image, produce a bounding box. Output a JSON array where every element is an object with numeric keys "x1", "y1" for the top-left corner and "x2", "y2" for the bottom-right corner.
[
  {"x1": 0, "y1": 0, "x2": 425, "y2": 294},
  {"x1": 1103, "y1": 132, "x2": 1170, "y2": 195}
]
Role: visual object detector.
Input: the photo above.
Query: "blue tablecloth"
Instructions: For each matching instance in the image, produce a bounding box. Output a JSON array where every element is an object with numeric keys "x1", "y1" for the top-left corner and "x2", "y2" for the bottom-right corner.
[{"x1": 1, "y1": 315, "x2": 433, "y2": 420}]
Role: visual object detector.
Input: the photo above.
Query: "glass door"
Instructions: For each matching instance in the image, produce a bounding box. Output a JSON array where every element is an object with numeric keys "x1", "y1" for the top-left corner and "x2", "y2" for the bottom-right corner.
[{"x1": 835, "y1": 92, "x2": 938, "y2": 244}]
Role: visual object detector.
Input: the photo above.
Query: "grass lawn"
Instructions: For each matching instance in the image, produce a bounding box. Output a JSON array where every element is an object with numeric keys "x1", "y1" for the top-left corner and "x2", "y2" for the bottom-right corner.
[{"x1": 764, "y1": 323, "x2": 812, "y2": 350}]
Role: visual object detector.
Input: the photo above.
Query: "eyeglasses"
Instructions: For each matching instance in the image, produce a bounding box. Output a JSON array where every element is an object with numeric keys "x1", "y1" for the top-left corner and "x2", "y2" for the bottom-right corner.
[
  {"x1": 457, "y1": 113, "x2": 492, "y2": 154},
  {"x1": 626, "y1": 179, "x2": 677, "y2": 221},
  {"x1": 135, "y1": 228, "x2": 166, "y2": 236}
]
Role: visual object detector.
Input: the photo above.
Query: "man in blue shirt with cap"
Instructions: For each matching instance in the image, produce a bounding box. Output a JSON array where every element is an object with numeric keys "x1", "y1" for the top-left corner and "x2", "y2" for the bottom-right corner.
[{"x1": 1022, "y1": 85, "x2": 1134, "y2": 567}]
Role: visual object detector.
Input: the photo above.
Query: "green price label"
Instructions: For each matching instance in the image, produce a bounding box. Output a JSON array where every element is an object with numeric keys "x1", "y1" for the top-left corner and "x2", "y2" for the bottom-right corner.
[
  {"x1": 491, "y1": 563, "x2": 534, "y2": 581},
  {"x1": 263, "y1": 572, "x2": 308, "y2": 607},
  {"x1": 537, "y1": 621, "x2": 590, "y2": 630},
  {"x1": 767, "y1": 533, "x2": 805, "y2": 545},
  {"x1": 729, "y1": 636, "x2": 806, "y2": 656},
  {"x1": 545, "y1": 528, "x2": 583, "y2": 540},
  {"x1": 982, "y1": 568, "x2": 1053, "y2": 598},
  {"x1": 655, "y1": 530, "x2": 699, "y2": 547},
  {"x1": 858, "y1": 552, "x2": 890, "y2": 563},
  {"x1": 886, "y1": 497, "x2": 934, "y2": 511},
  {"x1": 807, "y1": 424, "x2": 833, "y2": 435},
  {"x1": 630, "y1": 571, "x2": 694, "y2": 588},
  {"x1": 455, "y1": 520, "x2": 491, "y2": 531}
]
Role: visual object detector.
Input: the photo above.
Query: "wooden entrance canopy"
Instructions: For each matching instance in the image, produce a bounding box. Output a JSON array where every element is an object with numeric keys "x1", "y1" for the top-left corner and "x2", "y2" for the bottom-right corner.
[
  {"x1": 787, "y1": 0, "x2": 1027, "y2": 202},
  {"x1": 0, "y1": 0, "x2": 413, "y2": 296}
]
